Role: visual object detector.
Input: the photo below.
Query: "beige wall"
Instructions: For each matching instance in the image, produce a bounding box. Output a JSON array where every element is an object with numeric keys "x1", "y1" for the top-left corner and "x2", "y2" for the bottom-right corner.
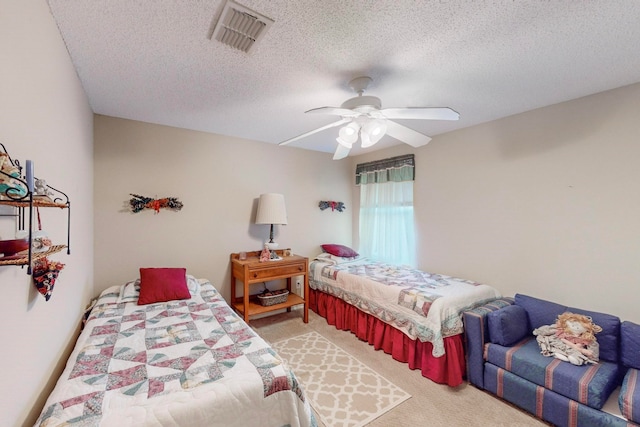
[
  {"x1": 93, "y1": 116, "x2": 352, "y2": 301},
  {"x1": 351, "y1": 83, "x2": 640, "y2": 323},
  {"x1": 0, "y1": 1, "x2": 94, "y2": 426}
]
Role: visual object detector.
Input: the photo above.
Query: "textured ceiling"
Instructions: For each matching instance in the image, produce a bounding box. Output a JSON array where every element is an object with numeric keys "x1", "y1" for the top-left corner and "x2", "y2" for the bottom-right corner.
[{"x1": 47, "y1": 1, "x2": 640, "y2": 157}]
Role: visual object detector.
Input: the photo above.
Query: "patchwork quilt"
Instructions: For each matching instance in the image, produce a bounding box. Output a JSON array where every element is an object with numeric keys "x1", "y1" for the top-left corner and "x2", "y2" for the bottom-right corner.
[
  {"x1": 310, "y1": 258, "x2": 501, "y2": 357},
  {"x1": 35, "y1": 281, "x2": 315, "y2": 427}
]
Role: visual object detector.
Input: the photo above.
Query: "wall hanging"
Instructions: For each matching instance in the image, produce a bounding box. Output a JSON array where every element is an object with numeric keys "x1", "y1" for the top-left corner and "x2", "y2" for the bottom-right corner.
[
  {"x1": 129, "y1": 194, "x2": 183, "y2": 214},
  {"x1": 319, "y1": 201, "x2": 345, "y2": 212},
  {"x1": 32, "y1": 257, "x2": 65, "y2": 301}
]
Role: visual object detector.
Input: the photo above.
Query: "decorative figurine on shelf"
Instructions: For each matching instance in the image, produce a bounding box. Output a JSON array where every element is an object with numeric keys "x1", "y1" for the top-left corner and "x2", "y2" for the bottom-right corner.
[
  {"x1": 32, "y1": 230, "x2": 52, "y2": 252},
  {"x1": 34, "y1": 178, "x2": 53, "y2": 198},
  {"x1": 259, "y1": 244, "x2": 271, "y2": 262}
]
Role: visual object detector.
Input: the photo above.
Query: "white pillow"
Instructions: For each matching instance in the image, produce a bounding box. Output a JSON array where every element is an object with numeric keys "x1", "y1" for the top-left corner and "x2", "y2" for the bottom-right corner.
[
  {"x1": 186, "y1": 275, "x2": 200, "y2": 295},
  {"x1": 117, "y1": 279, "x2": 140, "y2": 303},
  {"x1": 314, "y1": 253, "x2": 360, "y2": 265}
]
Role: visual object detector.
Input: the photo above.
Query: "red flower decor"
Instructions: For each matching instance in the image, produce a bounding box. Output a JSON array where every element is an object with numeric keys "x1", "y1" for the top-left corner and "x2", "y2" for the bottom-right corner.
[{"x1": 32, "y1": 257, "x2": 65, "y2": 301}]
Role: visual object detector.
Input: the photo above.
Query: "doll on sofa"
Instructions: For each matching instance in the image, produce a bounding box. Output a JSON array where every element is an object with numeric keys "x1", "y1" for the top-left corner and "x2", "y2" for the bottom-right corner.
[{"x1": 533, "y1": 312, "x2": 602, "y2": 365}]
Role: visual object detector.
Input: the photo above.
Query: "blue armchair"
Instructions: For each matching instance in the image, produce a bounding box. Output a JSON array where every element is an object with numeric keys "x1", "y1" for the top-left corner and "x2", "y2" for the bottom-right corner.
[{"x1": 464, "y1": 294, "x2": 638, "y2": 427}]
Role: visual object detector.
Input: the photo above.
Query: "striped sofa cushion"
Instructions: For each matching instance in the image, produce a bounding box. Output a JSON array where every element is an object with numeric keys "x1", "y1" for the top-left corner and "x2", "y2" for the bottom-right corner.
[
  {"x1": 484, "y1": 364, "x2": 632, "y2": 427},
  {"x1": 486, "y1": 337, "x2": 623, "y2": 409}
]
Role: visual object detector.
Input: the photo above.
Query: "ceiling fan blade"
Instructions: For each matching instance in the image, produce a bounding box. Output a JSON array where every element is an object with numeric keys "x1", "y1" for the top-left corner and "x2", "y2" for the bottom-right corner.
[
  {"x1": 333, "y1": 143, "x2": 351, "y2": 160},
  {"x1": 279, "y1": 118, "x2": 351, "y2": 146},
  {"x1": 306, "y1": 106, "x2": 359, "y2": 117},
  {"x1": 385, "y1": 120, "x2": 432, "y2": 148},
  {"x1": 380, "y1": 107, "x2": 459, "y2": 121}
]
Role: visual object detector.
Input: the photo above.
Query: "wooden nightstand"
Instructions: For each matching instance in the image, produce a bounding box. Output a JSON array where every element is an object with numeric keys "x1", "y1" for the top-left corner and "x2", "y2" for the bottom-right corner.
[{"x1": 230, "y1": 249, "x2": 309, "y2": 323}]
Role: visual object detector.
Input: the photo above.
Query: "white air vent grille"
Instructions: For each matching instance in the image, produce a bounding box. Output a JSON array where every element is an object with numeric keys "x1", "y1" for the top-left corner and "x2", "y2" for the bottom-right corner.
[{"x1": 211, "y1": 0, "x2": 274, "y2": 53}]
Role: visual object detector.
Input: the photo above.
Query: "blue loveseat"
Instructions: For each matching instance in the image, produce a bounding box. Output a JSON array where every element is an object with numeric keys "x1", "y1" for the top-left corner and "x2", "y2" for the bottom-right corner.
[{"x1": 463, "y1": 294, "x2": 640, "y2": 427}]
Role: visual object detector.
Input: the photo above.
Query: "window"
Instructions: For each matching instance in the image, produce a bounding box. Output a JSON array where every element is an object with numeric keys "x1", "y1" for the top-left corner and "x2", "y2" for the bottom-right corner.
[{"x1": 356, "y1": 155, "x2": 416, "y2": 266}]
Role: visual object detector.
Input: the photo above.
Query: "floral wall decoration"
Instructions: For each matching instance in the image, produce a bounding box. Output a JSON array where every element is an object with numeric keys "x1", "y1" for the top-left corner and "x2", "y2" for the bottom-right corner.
[
  {"x1": 129, "y1": 194, "x2": 183, "y2": 214},
  {"x1": 319, "y1": 200, "x2": 345, "y2": 212}
]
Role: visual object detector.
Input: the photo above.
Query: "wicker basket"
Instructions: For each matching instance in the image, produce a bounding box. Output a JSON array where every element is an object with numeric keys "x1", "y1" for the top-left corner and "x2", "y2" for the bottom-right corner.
[{"x1": 257, "y1": 289, "x2": 289, "y2": 306}]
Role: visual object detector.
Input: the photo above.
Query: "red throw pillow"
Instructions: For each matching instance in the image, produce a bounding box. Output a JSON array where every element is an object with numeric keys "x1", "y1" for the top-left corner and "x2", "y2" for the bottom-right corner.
[
  {"x1": 321, "y1": 244, "x2": 359, "y2": 258},
  {"x1": 137, "y1": 267, "x2": 191, "y2": 305}
]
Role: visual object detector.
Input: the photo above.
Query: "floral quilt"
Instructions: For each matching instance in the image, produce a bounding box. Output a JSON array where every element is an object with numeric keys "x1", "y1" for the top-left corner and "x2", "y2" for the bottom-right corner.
[
  {"x1": 310, "y1": 258, "x2": 501, "y2": 357},
  {"x1": 36, "y1": 281, "x2": 315, "y2": 427}
]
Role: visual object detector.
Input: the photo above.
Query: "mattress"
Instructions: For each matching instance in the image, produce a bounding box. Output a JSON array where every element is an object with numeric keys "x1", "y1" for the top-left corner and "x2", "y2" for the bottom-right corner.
[{"x1": 310, "y1": 257, "x2": 501, "y2": 357}]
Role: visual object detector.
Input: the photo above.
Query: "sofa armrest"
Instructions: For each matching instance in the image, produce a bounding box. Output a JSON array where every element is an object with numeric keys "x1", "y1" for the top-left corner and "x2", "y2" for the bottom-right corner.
[
  {"x1": 463, "y1": 298, "x2": 514, "y2": 389},
  {"x1": 619, "y1": 368, "x2": 640, "y2": 424},
  {"x1": 621, "y1": 321, "x2": 640, "y2": 369}
]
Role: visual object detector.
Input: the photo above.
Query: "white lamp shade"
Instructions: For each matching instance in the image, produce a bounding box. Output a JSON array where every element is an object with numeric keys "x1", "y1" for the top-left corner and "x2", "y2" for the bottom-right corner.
[{"x1": 255, "y1": 193, "x2": 288, "y2": 225}]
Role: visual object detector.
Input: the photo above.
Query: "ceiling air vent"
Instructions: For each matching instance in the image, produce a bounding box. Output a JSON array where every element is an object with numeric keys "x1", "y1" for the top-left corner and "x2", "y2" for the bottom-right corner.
[{"x1": 211, "y1": 0, "x2": 274, "y2": 53}]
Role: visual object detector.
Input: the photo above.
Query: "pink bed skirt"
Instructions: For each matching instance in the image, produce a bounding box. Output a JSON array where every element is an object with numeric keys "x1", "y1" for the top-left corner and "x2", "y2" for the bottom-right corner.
[{"x1": 309, "y1": 288, "x2": 466, "y2": 387}]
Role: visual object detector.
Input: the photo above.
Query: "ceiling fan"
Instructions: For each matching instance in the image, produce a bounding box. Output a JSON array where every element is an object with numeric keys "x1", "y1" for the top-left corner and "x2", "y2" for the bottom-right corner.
[{"x1": 279, "y1": 76, "x2": 460, "y2": 160}]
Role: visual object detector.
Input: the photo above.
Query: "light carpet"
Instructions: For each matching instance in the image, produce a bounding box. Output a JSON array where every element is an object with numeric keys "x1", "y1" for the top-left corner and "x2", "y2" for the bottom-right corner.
[{"x1": 272, "y1": 331, "x2": 411, "y2": 427}]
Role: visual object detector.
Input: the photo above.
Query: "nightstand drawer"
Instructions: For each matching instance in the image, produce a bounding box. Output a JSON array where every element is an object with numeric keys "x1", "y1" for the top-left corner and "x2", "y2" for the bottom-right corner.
[{"x1": 249, "y1": 263, "x2": 305, "y2": 280}]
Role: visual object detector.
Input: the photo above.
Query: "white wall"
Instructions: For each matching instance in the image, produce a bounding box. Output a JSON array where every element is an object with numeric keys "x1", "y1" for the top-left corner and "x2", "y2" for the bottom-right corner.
[
  {"x1": 352, "y1": 83, "x2": 640, "y2": 323},
  {"x1": 0, "y1": 1, "x2": 94, "y2": 426},
  {"x1": 93, "y1": 115, "x2": 352, "y2": 301}
]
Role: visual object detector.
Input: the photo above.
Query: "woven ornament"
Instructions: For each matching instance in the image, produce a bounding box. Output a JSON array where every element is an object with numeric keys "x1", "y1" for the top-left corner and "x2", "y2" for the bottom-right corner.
[
  {"x1": 319, "y1": 201, "x2": 345, "y2": 212},
  {"x1": 129, "y1": 194, "x2": 183, "y2": 214}
]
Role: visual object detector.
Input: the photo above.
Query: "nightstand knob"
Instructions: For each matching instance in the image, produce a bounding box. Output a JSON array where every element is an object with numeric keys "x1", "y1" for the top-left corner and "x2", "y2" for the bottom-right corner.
[{"x1": 253, "y1": 273, "x2": 258, "y2": 278}]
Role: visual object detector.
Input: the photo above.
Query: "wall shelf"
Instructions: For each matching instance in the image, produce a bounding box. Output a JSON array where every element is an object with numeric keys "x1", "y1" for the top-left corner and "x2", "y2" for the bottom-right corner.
[
  {"x1": 0, "y1": 198, "x2": 68, "y2": 209},
  {"x1": 0, "y1": 143, "x2": 70, "y2": 274},
  {"x1": 0, "y1": 245, "x2": 67, "y2": 267}
]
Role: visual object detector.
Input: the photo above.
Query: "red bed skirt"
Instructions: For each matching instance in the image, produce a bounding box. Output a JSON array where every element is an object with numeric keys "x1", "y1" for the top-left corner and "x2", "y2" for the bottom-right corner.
[{"x1": 309, "y1": 288, "x2": 466, "y2": 387}]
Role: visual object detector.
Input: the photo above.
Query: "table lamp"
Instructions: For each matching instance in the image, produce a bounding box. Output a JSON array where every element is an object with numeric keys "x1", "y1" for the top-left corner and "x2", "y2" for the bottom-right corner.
[{"x1": 255, "y1": 193, "x2": 287, "y2": 258}]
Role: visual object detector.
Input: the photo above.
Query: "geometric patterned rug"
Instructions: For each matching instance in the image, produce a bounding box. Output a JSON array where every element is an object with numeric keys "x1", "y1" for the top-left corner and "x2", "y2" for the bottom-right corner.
[{"x1": 271, "y1": 331, "x2": 411, "y2": 427}]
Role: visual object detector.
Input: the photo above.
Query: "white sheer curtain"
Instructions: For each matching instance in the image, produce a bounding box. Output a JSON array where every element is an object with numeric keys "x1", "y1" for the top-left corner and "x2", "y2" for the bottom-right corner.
[{"x1": 357, "y1": 155, "x2": 416, "y2": 266}]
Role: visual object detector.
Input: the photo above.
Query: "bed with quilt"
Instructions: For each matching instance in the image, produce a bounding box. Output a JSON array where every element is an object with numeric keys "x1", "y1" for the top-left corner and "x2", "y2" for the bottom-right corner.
[
  {"x1": 309, "y1": 249, "x2": 501, "y2": 387},
  {"x1": 35, "y1": 270, "x2": 315, "y2": 427}
]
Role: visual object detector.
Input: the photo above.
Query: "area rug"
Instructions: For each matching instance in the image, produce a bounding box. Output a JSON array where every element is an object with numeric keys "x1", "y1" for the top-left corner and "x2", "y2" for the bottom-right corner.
[{"x1": 271, "y1": 331, "x2": 411, "y2": 427}]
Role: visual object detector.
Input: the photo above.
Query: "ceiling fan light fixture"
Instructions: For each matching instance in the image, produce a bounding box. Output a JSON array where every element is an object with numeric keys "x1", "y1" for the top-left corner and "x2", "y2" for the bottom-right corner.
[
  {"x1": 360, "y1": 119, "x2": 387, "y2": 148},
  {"x1": 360, "y1": 131, "x2": 373, "y2": 148},
  {"x1": 337, "y1": 122, "x2": 360, "y2": 147}
]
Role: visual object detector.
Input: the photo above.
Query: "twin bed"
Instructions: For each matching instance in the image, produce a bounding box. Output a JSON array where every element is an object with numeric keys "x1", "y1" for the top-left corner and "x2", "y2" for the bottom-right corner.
[
  {"x1": 35, "y1": 275, "x2": 315, "y2": 427},
  {"x1": 308, "y1": 253, "x2": 501, "y2": 386}
]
